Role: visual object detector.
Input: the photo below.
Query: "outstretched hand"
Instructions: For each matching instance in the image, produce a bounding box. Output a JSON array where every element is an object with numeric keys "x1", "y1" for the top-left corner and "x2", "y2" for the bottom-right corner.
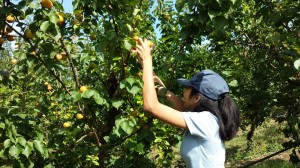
[{"x1": 132, "y1": 38, "x2": 154, "y2": 65}]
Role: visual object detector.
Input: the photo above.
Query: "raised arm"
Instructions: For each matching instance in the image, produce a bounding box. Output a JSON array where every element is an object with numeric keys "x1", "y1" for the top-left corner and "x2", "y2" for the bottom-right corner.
[{"x1": 133, "y1": 38, "x2": 187, "y2": 129}]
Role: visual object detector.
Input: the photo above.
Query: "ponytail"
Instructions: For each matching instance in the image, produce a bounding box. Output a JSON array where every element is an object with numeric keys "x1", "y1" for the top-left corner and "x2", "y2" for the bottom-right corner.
[
  {"x1": 218, "y1": 94, "x2": 240, "y2": 141},
  {"x1": 190, "y1": 88, "x2": 240, "y2": 141}
]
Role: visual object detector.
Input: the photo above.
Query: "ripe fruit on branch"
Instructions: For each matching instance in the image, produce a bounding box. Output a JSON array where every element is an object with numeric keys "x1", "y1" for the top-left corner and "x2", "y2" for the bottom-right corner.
[
  {"x1": 0, "y1": 37, "x2": 4, "y2": 45},
  {"x1": 25, "y1": 29, "x2": 36, "y2": 39},
  {"x1": 55, "y1": 52, "x2": 67, "y2": 61},
  {"x1": 76, "y1": 113, "x2": 84, "y2": 120},
  {"x1": 1, "y1": 29, "x2": 8, "y2": 35},
  {"x1": 5, "y1": 26, "x2": 13, "y2": 33},
  {"x1": 44, "y1": 81, "x2": 49, "y2": 86},
  {"x1": 75, "y1": 13, "x2": 83, "y2": 21},
  {"x1": 11, "y1": 58, "x2": 17, "y2": 65},
  {"x1": 6, "y1": 15, "x2": 15, "y2": 23},
  {"x1": 89, "y1": 33, "x2": 96, "y2": 41},
  {"x1": 80, "y1": 86, "x2": 88, "y2": 93},
  {"x1": 148, "y1": 40, "x2": 153, "y2": 47},
  {"x1": 47, "y1": 84, "x2": 53, "y2": 91},
  {"x1": 63, "y1": 122, "x2": 71, "y2": 128},
  {"x1": 133, "y1": 36, "x2": 139, "y2": 42},
  {"x1": 6, "y1": 35, "x2": 15, "y2": 41},
  {"x1": 41, "y1": 0, "x2": 53, "y2": 9},
  {"x1": 30, "y1": 51, "x2": 37, "y2": 56},
  {"x1": 57, "y1": 13, "x2": 64, "y2": 26}
]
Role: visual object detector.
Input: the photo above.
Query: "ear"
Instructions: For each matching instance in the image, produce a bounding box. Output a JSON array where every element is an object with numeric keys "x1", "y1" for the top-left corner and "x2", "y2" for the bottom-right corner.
[{"x1": 193, "y1": 94, "x2": 201, "y2": 103}]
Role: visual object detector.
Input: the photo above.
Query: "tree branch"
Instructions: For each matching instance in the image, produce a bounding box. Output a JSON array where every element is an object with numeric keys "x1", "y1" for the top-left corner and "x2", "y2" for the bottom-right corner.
[
  {"x1": 59, "y1": 37, "x2": 80, "y2": 89},
  {"x1": 5, "y1": 22, "x2": 71, "y2": 95}
]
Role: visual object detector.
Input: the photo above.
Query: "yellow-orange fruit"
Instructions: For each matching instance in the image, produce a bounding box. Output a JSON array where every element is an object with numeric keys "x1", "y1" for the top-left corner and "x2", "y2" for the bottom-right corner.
[
  {"x1": 41, "y1": 0, "x2": 53, "y2": 9},
  {"x1": 25, "y1": 29, "x2": 35, "y2": 39},
  {"x1": 148, "y1": 41, "x2": 153, "y2": 47},
  {"x1": 80, "y1": 86, "x2": 88, "y2": 93},
  {"x1": 57, "y1": 13, "x2": 64, "y2": 26},
  {"x1": 6, "y1": 35, "x2": 15, "y2": 41},
  {"x1": 6, "y1": 15, "x2": 15, "y2": 23},
  {"x1": 11, "y1": 59, "x2": 17, "y2": 65},
  {"x1": 5, "y1": 26, "x2": 13, "y2": 33},
  {"x1": 0, "y1": 37, "x2": 4, "y2": 45},
  {"x1": 76, "y1": 113, "x2": 84, "y2": 120},
  {"x1": 90, "y1": 34, "x2": 96, "y2": 41},
  {"x1": 63, "y1": 122, "x2": 71, "y2": 128},
  {"x1": 133, "y1": 36, "x2": 139, "y2": 42}
]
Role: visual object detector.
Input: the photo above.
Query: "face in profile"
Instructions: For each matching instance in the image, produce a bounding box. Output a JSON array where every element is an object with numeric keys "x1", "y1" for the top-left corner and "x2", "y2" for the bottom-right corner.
[{"x1": 182, "y1": 87, "x2": 200, "y2": 111}]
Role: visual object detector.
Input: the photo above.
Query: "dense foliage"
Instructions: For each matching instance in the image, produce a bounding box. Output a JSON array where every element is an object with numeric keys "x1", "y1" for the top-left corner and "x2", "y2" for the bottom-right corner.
[{"x1": 0, "y1": 0, "x2": 299, "y2": 167}]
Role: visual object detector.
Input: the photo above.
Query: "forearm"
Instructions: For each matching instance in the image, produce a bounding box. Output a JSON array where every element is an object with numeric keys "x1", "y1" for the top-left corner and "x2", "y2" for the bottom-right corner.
[
  {"x1": 165, "y1": 91, "x2": 184, "y2": 111},
  {"x1": 142, "y1": 60, "x2": 159, "y2": 111},
  {"x1": 157, "y1": 86, "x2": 184, "y2": 111}
]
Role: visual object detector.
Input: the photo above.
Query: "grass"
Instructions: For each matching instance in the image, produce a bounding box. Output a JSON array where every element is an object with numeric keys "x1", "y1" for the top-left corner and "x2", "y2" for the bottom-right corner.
[{"x1": 225, "y1": 119, "x2": 299, "y2": 168}]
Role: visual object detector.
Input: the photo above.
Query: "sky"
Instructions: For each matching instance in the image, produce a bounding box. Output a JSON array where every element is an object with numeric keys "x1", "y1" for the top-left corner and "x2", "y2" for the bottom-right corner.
[{"x1": 62, "y1": 0, "x2": 73, "y2": 13}]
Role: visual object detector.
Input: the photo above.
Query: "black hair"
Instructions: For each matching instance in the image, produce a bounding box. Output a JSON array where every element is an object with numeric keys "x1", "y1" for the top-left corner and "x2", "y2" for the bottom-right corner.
[{"x1": 189, "y1": 87, "x2": 240, "y2": 141}]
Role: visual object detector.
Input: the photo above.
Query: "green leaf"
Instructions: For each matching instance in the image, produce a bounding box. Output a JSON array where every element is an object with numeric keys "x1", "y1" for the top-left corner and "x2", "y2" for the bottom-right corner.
[
  {"x1": 71, "y1": 91, "x2": 81, "y2": 102},
  {"x1": 294, "y1": 59, "x2": 300, "y2": 70},
  {"x1": 22, "y1": 144, "x2": 33, "y2": 158},
  {"x1": 29, "y1": 1, "x2": 39, "y2": 9},
  {"x1": 112, "y1": 99, "x2": 124, "y2": 109},
  {"x1": 82, "y1": 89, "x2": 96, "y2": 98},
  {"x1": 215, "y1": 0, "x2": 222, "y2": 5},
  {"x1": 228, "y1": 80, "x2": 238, "y2": 87},
  {"x1": 215, "y1": 16, "x2": 227, "y2": 27},
  {"x1": 0, "y1": 123, "x2": 5, "y2": 129},
  {"x1": 53, "y1": 30, "x2": 62, "y2": 41},
  {"x1": 126, "y1": 77, "x2": 136, "y2": 86},
  {"x1": 175, "y1": 0, "x2": 186, "y2": 11},
  {"x1": 93, "y1": 93, "x2": 105, "y2": 105},
  {"x1": 0, "y1": 150, "x2": 4, "y2": 158},
  {"x1": 208, "y1": 8, "x2": 218, "y2": 20},
  {"x1": 127, "y1": 86, "x2": 141, "y2": 95},
  {"x1": 272, "y1": 33, "x2": 281, "y2": 43},
  {"x1": 230, "y1": 0, "x2": 237, "y2": 4},
  {"x1": 11, "y1": 125, "x2": 17, "y2": 139},
  {"x1": 4, "y1": 139, "x2": 11, "y2": 148},
  {"x1": 123, "y1": 40, "x2": 132, "y2": 51},
  {"x1": 120, "y1": 80, "x2": 126, "y2": 89},
  {"x1": 199, "y1": 0, "x2": 210, "y2": 5},
  {"x1": 33, "y1": 140, "x2": 44, "y2": 155},
  {"x1": 17, "y1": 137, "x2": 26, "y2": 147},
  {"x1": 40, "y1": 21, "x2": 50, "y2": 32},
  {"x1": 48, "y1": 11, "x2": 58, "y2": 24},
  {"x1": 66, "y1": 44, "x2": 72, "y2": 53},
  {"x1": 35, "y1": 132, "x2": 44, "y2": 141},
  {"x1": 133, "y1": 8, "x2": 140, "y2": 16},
  {"x1": 9, "y1": 145, "x2": 22, "y2": 158},
  {"x1": 135, "y1": 143, "x2": 145, "y2": 154},
  {"x1": 120, "y1": 121, "x2": 133, "y2": 135}
]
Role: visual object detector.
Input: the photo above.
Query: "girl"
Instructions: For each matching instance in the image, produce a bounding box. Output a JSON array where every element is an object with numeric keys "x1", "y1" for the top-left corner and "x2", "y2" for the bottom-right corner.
[{"x1": 133, "y1": 38, "x2": 240, "y2": 168}]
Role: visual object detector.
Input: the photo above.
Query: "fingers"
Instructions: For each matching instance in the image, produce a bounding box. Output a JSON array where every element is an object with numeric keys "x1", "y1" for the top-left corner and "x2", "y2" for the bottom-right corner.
[{"x1": 153, "y1": 76, "x2": 166, "y2": 88}]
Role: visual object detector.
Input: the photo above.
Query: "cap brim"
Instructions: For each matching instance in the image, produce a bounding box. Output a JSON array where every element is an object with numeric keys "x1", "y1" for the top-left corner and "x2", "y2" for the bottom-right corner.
[{"x1": 177, "y1": 78, "x2": 192, "y2": 87}]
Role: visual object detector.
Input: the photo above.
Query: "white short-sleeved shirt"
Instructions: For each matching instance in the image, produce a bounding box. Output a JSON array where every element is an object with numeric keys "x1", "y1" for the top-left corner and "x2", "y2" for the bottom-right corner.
[{"x1": 180, "y1": 111, "x2": 225, "y2": 168}]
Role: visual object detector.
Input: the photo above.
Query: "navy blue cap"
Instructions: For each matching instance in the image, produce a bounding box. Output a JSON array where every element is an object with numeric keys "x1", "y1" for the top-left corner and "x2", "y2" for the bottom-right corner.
[{"x1": 177, "y1": 70, "x2": 229, "y2": 100}]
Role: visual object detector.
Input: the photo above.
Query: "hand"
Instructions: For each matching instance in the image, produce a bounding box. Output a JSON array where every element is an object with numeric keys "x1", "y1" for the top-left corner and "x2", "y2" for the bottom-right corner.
[
  {"x1": 132, "y1": 38, "x2": 154, "y2": 64},
  {"x1": 155, "y1": 85, "x2": 167, "y2": 97},
  {"x1": 153, "y1": 75, "x2": 166, "y2": 88}
]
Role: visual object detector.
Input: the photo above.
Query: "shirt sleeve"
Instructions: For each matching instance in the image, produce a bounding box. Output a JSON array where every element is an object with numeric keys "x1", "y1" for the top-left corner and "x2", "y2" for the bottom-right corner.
[{"x1": 182, "y1": 111, "x2": 219, "y2": 139}]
